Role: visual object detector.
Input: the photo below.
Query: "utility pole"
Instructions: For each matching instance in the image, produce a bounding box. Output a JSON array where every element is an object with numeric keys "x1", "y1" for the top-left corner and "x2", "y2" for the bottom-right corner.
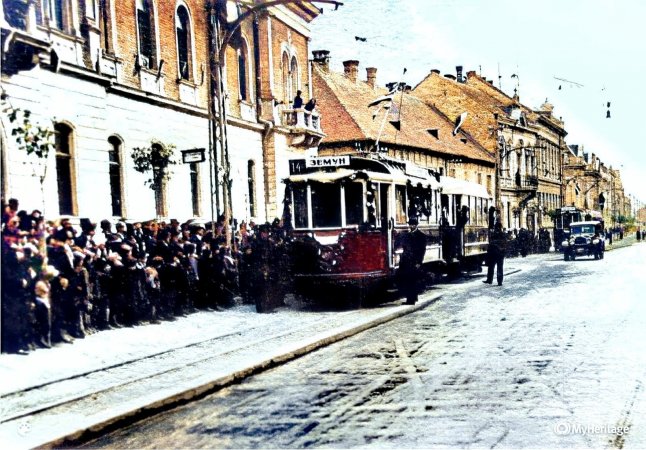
[{"x1": 209, "y1": 0, "x2": 343, "y2": 247}]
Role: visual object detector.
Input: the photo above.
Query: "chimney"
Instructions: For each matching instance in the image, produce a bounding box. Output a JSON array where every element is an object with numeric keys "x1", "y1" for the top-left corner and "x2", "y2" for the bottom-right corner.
[
  {"x1": 343, "y1": 60, "x2": 359, "y2": 83},
  {"x1": 312, "y1": 49, "x2": 330, "y2": 72},
  {"x1": 456, "y1": 65, "x2": 463, "y2": 83},
  {"x1": 444, "y1": 74, "x2": 456, "y2": 80},
  {"x1": 385, "y1": 81, "x2": 401, "y2": 92},
  {"x1": 366, "y1": 67, "x2": 377, "y2": 89}
]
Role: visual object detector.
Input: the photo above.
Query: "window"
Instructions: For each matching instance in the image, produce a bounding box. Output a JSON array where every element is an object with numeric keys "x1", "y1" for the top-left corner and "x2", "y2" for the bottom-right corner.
[
  {"x1": 108, "y1": 136, "x2": 123, "y2": 217},
  {"x1": 189, "y1": 162, "x2": 200, "y2": 216},
  {"x1": 136, "y1": 0, "x2": 156, "y2": 69},
  {"x1": 311, "y1": 182, "x2": 341, "y2": 228},
  {"x1": 238, "y1": 47, "x2": 248, "y2": 101},
  {"x1": 247, "y1": 160, "x2": 256, "y2": 217},
  {"x1": 290, "y1": 57, "x2": 299, "y2": 100},
  {"x1": 282, "y1": 53, "x2": 290, "y2": 103},
  {"x1": 176, "y1": 5, "x2": 192, "y2": 80},
  {"x1": 344, "y1": 182, "x2": 363, "y2": 225},
  {"x1": 395, "y1": 185, "x2": 407, "y2": 224},
  {"x1": 55, "y1": 123, "x2": 75, "y2": 215},
  {"x1": 99, "y1": 0, "x2": 114, "y2": 53},
  {"x1": 87, "y1": 0, "x2": 97, "y2": 19},
  {"x1": 43, "y1": 0, "x2": 70, "y2": 31},
  {"x1": 293, "y1": 184, "x2": 308, "y2": 229}
]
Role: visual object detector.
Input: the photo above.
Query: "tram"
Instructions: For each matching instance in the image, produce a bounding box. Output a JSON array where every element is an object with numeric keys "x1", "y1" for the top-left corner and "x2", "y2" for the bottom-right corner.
[{"x1": 283, "y1": 154, "x2": 492, "y2": 306}]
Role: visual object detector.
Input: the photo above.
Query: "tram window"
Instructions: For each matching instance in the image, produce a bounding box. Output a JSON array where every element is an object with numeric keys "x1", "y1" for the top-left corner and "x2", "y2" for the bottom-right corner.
[
  {"x1": 395, "y1": 185, "x2": 407, "y2": 224},
  {"x1": 344, "y1": 182, "x2": 363, "y2": 225},
  {"x1": 311, "y1": 182, "x2": 341, "y2": 228},
  {"x1": 292, "y1": 184, "x2": 309, "y2": 228}
]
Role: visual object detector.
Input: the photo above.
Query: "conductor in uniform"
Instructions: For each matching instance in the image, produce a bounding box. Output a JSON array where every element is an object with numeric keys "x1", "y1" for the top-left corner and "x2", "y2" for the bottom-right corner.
[{"x1": 398, "y1": 217, "x2": 427, "y2": 305}]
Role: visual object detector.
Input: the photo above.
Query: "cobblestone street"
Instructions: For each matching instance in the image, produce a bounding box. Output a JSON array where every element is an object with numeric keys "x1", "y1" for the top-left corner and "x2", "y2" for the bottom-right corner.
[{"x1": 84, "y1": 243, "x2": 646, "y2": 449}]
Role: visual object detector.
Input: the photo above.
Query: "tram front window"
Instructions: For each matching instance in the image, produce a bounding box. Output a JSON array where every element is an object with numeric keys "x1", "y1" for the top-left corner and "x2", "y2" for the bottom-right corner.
[
  {"x1": 345, "y1": 182, "x2": 363, "y2": 225},
  {"x1": 312, "y1": 182, "x2": 341, "y2": 228}
]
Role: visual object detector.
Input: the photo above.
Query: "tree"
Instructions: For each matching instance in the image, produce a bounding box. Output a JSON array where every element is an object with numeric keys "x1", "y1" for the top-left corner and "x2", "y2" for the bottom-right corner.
[{"x1": 131, "y1": 140, "x2": 177, "y2": 218}]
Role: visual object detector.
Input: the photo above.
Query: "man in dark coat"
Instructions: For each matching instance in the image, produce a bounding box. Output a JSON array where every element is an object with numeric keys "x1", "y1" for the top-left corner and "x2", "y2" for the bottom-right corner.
[
  {"x1": 398, "y1": 218, "x2": 427, "y2": 305},
  {"x1": 484, "y1": 222, "x2": 508, "y2": 286}
]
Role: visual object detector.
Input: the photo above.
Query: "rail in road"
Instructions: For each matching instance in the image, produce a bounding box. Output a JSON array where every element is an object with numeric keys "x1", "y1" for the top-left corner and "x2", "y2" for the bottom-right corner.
[{"x1": 0, "y1": 293, "x2": 442, "y2": 449}]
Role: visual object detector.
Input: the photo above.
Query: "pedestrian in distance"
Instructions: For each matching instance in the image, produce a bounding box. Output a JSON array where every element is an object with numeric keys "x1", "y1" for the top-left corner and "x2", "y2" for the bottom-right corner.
[
  {"x1": 484, "y1": 221, "x2": 508, "y2": 286},
  {"x1": 397, "y1": 217, "x2": 427, "y2": 305}
]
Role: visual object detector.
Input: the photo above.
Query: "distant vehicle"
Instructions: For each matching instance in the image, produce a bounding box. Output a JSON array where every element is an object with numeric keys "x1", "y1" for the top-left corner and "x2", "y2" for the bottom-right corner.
[
  {"x1": 561, "y1": 220, "x2": 605, "y2": 261},
  {"x1": 553, "y1": 206, "x2": 583, "y2": 251},
  {"x1": 283, "y1": 154, "x2": 492, "y2": 307}
]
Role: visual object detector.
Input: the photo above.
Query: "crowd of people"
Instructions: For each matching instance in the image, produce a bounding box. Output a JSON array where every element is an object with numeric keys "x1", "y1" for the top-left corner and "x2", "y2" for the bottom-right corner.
[{"x1": 1, "y1": 198, "x2": 292, "y2": 354}]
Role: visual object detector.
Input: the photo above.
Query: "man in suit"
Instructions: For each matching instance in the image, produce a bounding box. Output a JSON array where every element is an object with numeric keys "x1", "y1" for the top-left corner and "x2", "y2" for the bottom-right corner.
[
  {"x1": 484, "y1": 221, "x2": 508, "y2": 286},
  {"x1": 398, "y1": 218, "x2": 427, "y2": 305}
]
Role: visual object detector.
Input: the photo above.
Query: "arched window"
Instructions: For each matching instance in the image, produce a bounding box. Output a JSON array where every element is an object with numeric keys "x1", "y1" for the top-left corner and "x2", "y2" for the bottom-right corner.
[
  {"x1": 55, "y1": 123, "x2": 75, "y2": 215},
  {"x1": 238, "y1": 43, "x2": 248, "y2": 101},
  {"x1": 108, "y1": 136, "x2": 124, "y2": 217},
  {"x1": 290, "y1": 56, "x2": 299, "y2": 99},
  {"x1": 282, "y1": 52, "x2": 290, "y2": 103},
  {"x1": 176, "y1": 5, "x2": 192, "y2": 80},
  {"x1": 247, "y1": 160, "x2": 256, "y2": 217},
  {"x1": 136, "y1": 0, "x2": 156, "y2": 69},
  {"x1": 99, "y1": 0, "x2": 115, "y2": 53}
]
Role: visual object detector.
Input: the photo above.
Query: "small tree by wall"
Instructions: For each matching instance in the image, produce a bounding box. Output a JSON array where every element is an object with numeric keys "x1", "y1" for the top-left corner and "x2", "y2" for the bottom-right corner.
[{"x1": 131, "y1": 140, "x2": 177, "y2": 218}]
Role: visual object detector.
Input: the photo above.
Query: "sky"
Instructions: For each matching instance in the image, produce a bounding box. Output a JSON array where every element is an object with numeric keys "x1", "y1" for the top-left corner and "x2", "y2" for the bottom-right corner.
[{"x1": 310, "y1": 0, "x2": 646, "y2": 210}]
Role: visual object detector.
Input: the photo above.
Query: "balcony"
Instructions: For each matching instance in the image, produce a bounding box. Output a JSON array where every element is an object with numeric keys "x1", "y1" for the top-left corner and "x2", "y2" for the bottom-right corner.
[
  {"x1": 500, "y1": 175, "x2": 539, "y2": 191},
  {"x1": 280, "y1": 108, "x2": 325, "y2": 148}
]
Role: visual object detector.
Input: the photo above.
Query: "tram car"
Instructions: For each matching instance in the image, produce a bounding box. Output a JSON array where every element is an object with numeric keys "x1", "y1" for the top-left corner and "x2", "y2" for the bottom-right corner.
[{"x1": 283, "y1": 154, "x2": 492, "y2": 306}]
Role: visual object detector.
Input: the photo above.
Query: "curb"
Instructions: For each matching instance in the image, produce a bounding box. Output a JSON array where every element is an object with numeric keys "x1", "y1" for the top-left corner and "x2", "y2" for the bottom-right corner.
[{"x1": 23, "y1": 294, "x2": 442, "y2": 449}]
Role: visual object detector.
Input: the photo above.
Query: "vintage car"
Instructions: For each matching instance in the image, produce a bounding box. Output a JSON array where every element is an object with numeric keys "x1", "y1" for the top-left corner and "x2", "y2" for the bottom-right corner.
[{"x1": 561, "y1": 220, "x2": 605, "y2": 261}]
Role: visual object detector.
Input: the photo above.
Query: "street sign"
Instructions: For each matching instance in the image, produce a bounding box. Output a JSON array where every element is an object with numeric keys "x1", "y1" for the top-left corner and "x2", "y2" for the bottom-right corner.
[{"x1": 181, "y1": 148, "x2": 206, "y2": 164}]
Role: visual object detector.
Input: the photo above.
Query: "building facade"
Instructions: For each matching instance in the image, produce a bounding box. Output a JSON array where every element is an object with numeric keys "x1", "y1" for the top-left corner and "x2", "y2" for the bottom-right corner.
[
  {"x1": 1, "y1": 0, "x2": 323, "y2": 224},
  {"x1": 413, "y1": 69, "x2": 567, "y2": 233}
]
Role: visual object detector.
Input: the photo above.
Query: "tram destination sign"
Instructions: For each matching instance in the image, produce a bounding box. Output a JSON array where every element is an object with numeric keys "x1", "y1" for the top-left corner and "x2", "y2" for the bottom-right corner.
[{"x1": 306, "y1": 156, "x2": 351, "y2": 168}]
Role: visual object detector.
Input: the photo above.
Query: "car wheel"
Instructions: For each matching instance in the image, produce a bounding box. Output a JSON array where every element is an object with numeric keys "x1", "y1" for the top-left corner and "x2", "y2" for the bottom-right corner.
[
  {"x1": 564, "y1": 253, "x2": 569, "y2": 261},
  {"x1": 594, "y1": 252, "x2": 599, "y2": 260}
]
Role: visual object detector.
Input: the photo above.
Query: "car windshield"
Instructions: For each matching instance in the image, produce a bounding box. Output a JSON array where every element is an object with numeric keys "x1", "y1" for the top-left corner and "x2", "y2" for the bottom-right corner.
[{"x1": 571, "y1": 225, "x2": 595, "y2": 235}]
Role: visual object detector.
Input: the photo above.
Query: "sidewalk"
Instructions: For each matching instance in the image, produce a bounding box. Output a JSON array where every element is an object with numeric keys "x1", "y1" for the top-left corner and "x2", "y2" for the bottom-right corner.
[{"x1": 0, "y1": 292, "x2": 443, "y2": 449}]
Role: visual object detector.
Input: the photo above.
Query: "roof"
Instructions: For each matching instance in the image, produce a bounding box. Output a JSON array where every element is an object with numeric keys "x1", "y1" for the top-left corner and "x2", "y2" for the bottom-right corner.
[
  {"x1": 412, "y1": 71, "x2": 540, "y2": 154},
  {"x1": 312, "y1": 65, "x2": 494, "y2": 165}
]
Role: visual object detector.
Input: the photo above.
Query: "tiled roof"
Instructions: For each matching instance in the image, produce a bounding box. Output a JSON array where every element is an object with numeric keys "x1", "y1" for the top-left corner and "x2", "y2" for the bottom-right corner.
[
  {"x1": 412, "y1": 71, "x2": 542, "y2": 154},
  {"x1": 312, "y1": 65, "x2": 494, "y2": 164}
]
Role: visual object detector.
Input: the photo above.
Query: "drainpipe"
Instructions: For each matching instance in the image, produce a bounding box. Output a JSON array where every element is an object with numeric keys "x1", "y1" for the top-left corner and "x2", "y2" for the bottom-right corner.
[{"x1": 253, "y1": 12, "x2": 274, "y2": 222}]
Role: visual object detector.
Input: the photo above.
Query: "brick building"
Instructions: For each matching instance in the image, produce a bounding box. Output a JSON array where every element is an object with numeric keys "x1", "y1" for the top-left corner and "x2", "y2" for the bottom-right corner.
[
  {"x1": 311, "y1": 53, "x2": 495, "y2": 205},
  {"x1": 413, "y1": 69, "x2": 567, "y2": 233},
  {"x1": 1, "y1": 0, "x2": 322, "y2": 224}
]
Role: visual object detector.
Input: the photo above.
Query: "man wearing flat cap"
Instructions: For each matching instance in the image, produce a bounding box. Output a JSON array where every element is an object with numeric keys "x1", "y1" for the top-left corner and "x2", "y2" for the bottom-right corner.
[{"x1": 397, "y1": 217, "x2": 427, "y2": 305}]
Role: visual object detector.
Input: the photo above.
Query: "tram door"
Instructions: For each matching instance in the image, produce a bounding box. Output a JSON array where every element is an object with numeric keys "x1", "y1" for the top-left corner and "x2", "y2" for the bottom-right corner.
[
  {"x1": 379, "y1": 184, "x2": 389, "y2": 225},
  {"x1": 379, "y1": 183, "x2": 393, "y2": 267}
]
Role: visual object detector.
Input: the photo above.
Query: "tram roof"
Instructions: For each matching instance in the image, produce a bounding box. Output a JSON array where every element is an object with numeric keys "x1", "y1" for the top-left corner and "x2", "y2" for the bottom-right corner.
[{"x1": 287, "y1": 156, "x2": 440, "y2": 188}]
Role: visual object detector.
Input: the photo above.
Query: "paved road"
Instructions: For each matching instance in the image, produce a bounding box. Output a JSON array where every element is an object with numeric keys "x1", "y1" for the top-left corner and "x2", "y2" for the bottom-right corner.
[{"x1": 84, "y1": 244, "x2": 646, "y2": 449}]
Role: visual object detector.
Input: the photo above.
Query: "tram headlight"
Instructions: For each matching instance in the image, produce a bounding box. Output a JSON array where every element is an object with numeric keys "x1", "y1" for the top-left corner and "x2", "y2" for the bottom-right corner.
[
  {"x1": 561, "y1": 240, "x2": 569, "y2": 247},
  {"x1": 592, "y1": 238, "x2": 600, "y2": 245}
]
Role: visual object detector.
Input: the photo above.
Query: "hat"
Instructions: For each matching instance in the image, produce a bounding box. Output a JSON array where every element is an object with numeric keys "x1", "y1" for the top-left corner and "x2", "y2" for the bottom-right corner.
[{"x1": 408, "y1": 217, "x2": 419, "y2": 226}]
